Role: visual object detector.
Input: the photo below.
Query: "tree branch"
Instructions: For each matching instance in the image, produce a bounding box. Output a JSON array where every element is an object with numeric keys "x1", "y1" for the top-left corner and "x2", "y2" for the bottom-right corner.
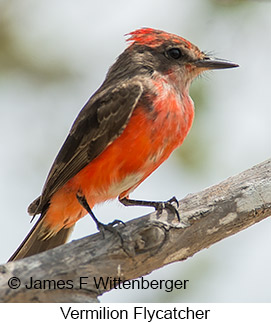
[{"x1": 1, "y1": 159, "x2": 270, "y2": 302}]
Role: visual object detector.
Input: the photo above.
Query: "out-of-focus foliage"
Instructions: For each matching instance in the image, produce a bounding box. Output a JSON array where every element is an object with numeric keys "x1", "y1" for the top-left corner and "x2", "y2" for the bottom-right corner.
[
  {"x1": 211, "y1": 0, "x2": 252, "y2": 6},
  {"x1": 0, "y1": 1, "x2": 73, "y2": 83}
]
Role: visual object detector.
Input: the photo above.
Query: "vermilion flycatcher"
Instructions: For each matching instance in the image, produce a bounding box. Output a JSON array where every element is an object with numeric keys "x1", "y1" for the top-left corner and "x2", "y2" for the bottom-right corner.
[{"x1": 9, "y1": 28, "x2": 238, "y2": 261}]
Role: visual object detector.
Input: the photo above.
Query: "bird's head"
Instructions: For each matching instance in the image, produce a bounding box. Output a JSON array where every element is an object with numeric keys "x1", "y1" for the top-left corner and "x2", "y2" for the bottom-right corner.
[
  {"x1": 127, "y1": 28, "x2": 238, "y2": 85},
  {"x1": 104, "y1": 28, "x2": 238, "y2": 90}
]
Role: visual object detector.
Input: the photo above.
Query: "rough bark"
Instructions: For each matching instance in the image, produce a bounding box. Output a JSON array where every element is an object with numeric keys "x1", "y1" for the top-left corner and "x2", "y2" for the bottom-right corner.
[{"x1": 0, "y1": 159, "x2": 270, "y2": 302}]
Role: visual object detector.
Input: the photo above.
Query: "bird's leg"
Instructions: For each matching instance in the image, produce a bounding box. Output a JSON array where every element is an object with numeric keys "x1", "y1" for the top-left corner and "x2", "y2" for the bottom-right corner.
[
  {"x1": 76, "y1": 193, "x2": 124, "y2": 238},
  {"x1": 119, "y1": 196, "x2": 180, "y2": 221}
]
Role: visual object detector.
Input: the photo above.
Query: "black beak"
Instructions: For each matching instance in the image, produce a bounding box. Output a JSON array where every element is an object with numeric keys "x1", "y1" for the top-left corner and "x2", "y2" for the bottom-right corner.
[{"x1": 194, "y1": 57, "x2": 239, "y2": 70}]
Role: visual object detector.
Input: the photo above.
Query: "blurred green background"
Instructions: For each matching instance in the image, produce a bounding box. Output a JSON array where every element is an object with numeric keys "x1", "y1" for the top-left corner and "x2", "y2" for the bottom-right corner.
[{"x1": 0, "y1": 0, "x2": 270, "y2": 302}]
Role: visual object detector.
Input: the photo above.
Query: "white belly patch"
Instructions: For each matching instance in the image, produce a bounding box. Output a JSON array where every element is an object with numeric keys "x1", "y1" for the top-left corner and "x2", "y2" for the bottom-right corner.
[{"x1": 106, "y1": 172, "x2": 143, "y2": 197}]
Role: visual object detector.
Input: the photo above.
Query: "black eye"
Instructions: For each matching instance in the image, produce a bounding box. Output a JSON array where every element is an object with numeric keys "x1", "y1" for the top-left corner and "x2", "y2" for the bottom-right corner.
[{"x1": 167, "y1": 48, "x2": 183, "y2": 59}]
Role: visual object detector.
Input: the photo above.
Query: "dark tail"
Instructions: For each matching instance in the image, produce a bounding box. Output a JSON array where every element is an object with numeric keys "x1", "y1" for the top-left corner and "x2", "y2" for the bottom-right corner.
[{"x1": 8, "y1": 216, "x2": 74, "y2": 262}]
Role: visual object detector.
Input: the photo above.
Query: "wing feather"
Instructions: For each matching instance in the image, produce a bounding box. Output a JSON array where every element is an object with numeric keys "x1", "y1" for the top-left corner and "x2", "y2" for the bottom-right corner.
[{"x1": 30, "y1": 81, "x2": 143, "y2": 215}]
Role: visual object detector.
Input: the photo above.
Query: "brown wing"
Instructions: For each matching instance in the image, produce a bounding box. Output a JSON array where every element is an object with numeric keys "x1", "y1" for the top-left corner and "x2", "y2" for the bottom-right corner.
[{"x1": 29, "y1": 81, "x2": 143, "y2": 215}]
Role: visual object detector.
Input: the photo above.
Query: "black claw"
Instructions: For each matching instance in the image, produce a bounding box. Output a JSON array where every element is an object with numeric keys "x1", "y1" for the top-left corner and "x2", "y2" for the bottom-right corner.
[
  {"x1": 153, "y1": 197, "x2": 180, "y2": 221},
  {"x1": 109, "y1": 219, "x2": 125, "y2": 227},
  {"x1": 168, "y1": 196, "x2": 179, "y2": 208},
  {"x1": 97, "y1": 220, "x2": 124, "y2": 242}
]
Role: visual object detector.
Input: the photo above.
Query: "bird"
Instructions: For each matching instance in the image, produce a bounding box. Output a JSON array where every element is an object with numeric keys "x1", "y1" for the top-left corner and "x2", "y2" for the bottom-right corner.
[{"x1": 9, "y1": 28, "x2": 238, "y2": 261}]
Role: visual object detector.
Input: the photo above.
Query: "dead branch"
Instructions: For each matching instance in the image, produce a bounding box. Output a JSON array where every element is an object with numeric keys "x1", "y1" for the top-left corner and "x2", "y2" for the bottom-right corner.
[{"x1": 0, "y1": 158, "x2": 270, "y2": 302}]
